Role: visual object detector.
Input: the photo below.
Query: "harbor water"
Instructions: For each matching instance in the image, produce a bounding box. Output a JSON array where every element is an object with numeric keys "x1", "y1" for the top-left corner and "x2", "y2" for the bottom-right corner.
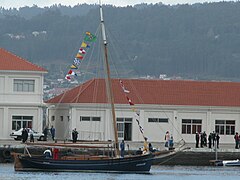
[{"x1": 1, "y1": 164, "x2": 240, "y2": 180}]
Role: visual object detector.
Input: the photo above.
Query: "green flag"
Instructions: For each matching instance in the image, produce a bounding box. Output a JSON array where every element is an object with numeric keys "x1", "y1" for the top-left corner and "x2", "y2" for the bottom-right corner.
[{"x1": 84, "y1": 32, "x2": 97, "y2": 42}]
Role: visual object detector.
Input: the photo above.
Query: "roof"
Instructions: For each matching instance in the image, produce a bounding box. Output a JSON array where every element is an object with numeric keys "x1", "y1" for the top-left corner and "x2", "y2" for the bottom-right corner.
[
  {"x1": 47, "y1": 78, "x2": 240, "y2": 107},
  {"x1": 0, "y1": 48, "x2": 47, "y2": 72}
]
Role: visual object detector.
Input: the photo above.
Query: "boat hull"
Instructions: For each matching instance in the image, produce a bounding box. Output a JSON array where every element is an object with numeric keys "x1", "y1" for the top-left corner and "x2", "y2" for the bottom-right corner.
[{"x1": 13, "y1": 153, "x2": 153, "y2": 173}]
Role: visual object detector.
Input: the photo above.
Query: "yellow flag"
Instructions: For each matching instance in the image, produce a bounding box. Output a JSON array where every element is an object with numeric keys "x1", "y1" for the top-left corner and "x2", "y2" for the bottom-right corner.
[{"x1": 81, "y1": 42, "x2": 87, "y2": 48}]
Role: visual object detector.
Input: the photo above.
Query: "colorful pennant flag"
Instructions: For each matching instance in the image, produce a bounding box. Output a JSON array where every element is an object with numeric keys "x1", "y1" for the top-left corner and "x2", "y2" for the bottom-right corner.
[
  {"x1": 73, "y1": 58, "x2": 81, "y2": 65},
  {"x1": 68, "y1": 70, "x2": 77, "y2": 76},
  {"x1": 70, "y1": 64, "x2": 78, "y2": 69},
  {"x1": 76, "y1": 53, "x2": 83, "y2": 59},
  {"x1": 65, "y1": 31, "x2": 96, "y2": 81},
  {"x1": 120, "y1": 80, "x2": 130, "y2": 93},
  {"x1": 81, "y1": 42, "x2": 90, "y2": 48},
  {"x1": 65, "y1": 75, "x2": 71, "y2": 81},
  {"x1": 78, "y1": 48, "x2": 86, "y2": 54},
  {"x1": 126, "y1": 96, "x2": 134, "y2": 106},
  {"x1": 119, "y1": 80, "x2": 145, "y2": 138},
  {"x1": 84, "y1": 32, "x2": 97, "y2": 42}
]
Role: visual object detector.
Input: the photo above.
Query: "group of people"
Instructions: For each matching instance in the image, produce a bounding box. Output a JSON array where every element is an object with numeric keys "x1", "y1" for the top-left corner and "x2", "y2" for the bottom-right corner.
[
  {"x1": 21, "y1": 125, "x2": 56, "y2": 143},
  {"x1": 22, "y1": 126, "x2": 80, "y2": 143},
  {"x1": 43, "y1": 125, "x2": 56, "y2": 141},
  {"x1": 43, "y1": 148, "x2": 59, "y2": 159},
  {"x1": 21, "y1": 128, "x2": 34, "y2": 143},
  {"x1": 120, "y1": 137, "x2": 157, "y2": 158},
  {"x1": 195, "y1": 131, "x2": 220, "y2": 149}
]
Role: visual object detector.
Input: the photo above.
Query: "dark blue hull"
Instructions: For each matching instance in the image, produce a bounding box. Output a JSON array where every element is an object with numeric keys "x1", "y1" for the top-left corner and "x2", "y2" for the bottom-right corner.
[{"x1": 14, "y1": 153, "x2": 153, "y2": 173}]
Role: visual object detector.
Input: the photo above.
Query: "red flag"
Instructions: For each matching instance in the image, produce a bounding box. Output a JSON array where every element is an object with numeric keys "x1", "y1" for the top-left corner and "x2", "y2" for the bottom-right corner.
[{"x1": 126, "y1": 96, "x2": 134, "y2": 106}]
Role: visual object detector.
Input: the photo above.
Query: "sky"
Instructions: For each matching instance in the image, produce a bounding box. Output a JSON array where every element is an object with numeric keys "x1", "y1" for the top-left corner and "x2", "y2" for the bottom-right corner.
[{"x1": 0, "y1": 0, "x2": 232, "y2": 9}]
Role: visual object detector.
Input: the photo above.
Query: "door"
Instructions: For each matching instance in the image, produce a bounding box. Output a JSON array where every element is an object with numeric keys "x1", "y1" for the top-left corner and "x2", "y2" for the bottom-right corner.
[
  {"x1": 117, "y1": 118, "x2": 132, "y2": 141},
  {"x1": 124, "y1": 122, "x2": 132, "y2": 141}
]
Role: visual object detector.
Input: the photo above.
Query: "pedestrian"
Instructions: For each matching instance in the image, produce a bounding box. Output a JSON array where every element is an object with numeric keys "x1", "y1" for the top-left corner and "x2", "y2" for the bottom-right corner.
[
  {"x1": 120, "y1": 140, "x2": 125, "y2": 158},
  {"x1": 169, "y1": 135, "x2": 174, "y2": 150},
  {"x1": 203, "y1": 131, "x2": 207, "y2": 147},
  {"x1": 43, "y1": 126, "x2": 48, "y2": 141},
  {"x1": 195, "y1": 132, "x2": 199, "y2": 148},
  {"x1": 29, "y1": 128, "x2": 34, "y2": 143},
  {"x1": 50, "y1": 126, "x2": 56, "y2": 141},
  {"x1": 72, "y1": 128, "x2": 78, "y2": 143},
  {"x1": 212, "y1": 131, "x2": 216, "y2": 147},
  {"x1": 22, "y1": 128, "x2": 28, "y2": 143},
  {"x1": 234, "y1": 132, "x2": 239, "y2": 149},
  {"x1": 216, "y1": 133, "x2": 220, "y2": 148},
  {"x1": 208, "y1": 133, "x2": 212, "y2": 148},
  {"x1": 200, "y1": 132, "x2": 204, "y2": 148},
  {"x1": 164, "y1": 131, "x2": 170, "y2": 148}
]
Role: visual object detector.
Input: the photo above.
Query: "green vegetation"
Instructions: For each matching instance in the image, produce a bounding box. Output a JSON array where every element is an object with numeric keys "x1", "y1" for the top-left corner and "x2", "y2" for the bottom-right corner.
[{"x1": 1, "y1": 2, "x2": 240, "y2": 81}]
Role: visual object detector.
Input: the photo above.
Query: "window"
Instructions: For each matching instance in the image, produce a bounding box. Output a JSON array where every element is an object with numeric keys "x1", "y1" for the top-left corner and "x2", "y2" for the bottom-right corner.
[
  {"x1": 60, "y1": 116, "x2": 63, "y2": 121},
  {"x1": 80, "y1": 116, "x2": 101, "y2": 121},
  {"x1": 182, "y1": 119, "x2": 202, "y2": 134},
  {"x1": 14, "y1": 79, "x2": 35, "y2": 92},
  {"x1": 92, "y1": 117, "x2": 101, "y2": 121},
  {"x1": 215, "y1": 120, "x2": 235, "y2": 135},
  {"x1": 12, "y1": 116, "x2": 33, "y2": 130},
  {"x1": 148, "y1": 118, "x2": 169, "y2": 123},
  {"x1": 51, "y1": 116, "x2": 55, "y2": 121}
]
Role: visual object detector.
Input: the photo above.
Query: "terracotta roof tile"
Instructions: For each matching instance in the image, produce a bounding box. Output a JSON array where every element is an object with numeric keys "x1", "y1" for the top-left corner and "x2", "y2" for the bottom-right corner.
[
  {"x1": 47, "y1": 78, "x2": 240, "y2": 107},
  {"x1": 0, "y1": 48, "x2": 47, "y2": 72}
]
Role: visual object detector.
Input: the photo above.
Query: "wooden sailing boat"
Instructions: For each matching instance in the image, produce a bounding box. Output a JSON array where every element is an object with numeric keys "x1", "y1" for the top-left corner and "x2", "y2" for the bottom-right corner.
[{"x1": 12, "y1": 3, "x2": 154, "y2": 173}]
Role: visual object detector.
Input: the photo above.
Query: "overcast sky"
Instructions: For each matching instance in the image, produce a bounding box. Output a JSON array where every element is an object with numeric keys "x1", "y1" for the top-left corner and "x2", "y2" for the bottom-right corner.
[{"x1": 0, "y1": 0, "x2": 232, "y2": 9}]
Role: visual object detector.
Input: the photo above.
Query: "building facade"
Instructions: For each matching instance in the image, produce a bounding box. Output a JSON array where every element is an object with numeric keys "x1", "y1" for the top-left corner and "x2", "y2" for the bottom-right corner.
[
  {"x1": 47, "y1": 78, "x2": 240, "y2": 144},
  {"x1": 0, "y1": 48, "x2": 47, "y2": 139}
]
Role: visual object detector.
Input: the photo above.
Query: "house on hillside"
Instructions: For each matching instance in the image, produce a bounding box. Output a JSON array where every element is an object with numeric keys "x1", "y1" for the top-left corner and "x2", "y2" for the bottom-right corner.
[
  {"x1": 0, "y1": 48, "x2": 47, "y2": 139},
  {"x1": 47, "y1": 78, "x2": 240, "y2": 144}
]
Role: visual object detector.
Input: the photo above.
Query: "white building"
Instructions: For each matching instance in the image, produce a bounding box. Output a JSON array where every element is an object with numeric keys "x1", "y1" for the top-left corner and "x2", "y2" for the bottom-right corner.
[
  {"x1": 47, "y1": 78, "x2": 240, "y2": 144},
  {"x1": 0, "y1": 48, "x2": 47, "y2": 139}
]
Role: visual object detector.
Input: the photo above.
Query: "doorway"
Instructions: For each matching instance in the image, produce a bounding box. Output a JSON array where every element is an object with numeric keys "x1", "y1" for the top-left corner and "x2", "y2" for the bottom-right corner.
[{"x1": 117, "y1": 118, "x2": 132, "y2": 141}]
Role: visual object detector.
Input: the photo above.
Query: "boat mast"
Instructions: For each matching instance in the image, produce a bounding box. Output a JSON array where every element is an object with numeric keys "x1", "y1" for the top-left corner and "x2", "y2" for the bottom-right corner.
[{"x1": 99, "y1": 3, "x2": 120, "y2": 157}]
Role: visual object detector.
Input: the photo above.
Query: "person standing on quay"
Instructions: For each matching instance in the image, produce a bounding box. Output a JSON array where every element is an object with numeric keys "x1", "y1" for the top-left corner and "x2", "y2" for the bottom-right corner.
[
  {"x1": 212, "y1": 131, "x2": 216, "y2": 147},
  {"x1": 165, "y1": 131, "x2": 170, "y2": 148},
  {"x1": 208, "y1": 133, "x2": 212, "y2": 148},
  {"x1": 195, "y1": 132, "x2": 199, "y2": 148},
  {"x1": 234, "y1": 132, "x2": 239, "y2": 149},
  {"x1": 50, "y1": 126, "x2": 56, "y2": 141},
  {"x1": 216, "y1": 133, "x2": 220, "y2": 148},
  {"x1": 43, "y1": 126, "x2": 48, "y2": 141},
  {"x1": 72, "y1": 128, "x2": 78, "y2": 143},
  {"x1": 22, "y1": 128, "x2": 28, "y2": 143}
]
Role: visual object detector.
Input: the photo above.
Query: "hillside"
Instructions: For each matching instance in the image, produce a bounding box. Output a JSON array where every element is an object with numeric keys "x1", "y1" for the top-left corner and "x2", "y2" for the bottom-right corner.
[{"x1": 1, "y1": 2, "x2": 240, "y2": 81}]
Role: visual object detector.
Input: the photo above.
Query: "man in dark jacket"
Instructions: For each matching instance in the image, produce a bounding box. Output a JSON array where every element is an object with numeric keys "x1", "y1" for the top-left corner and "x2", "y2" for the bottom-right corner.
[
  {"x1": 22, "y1": 128, "x2": 28, "y2": 143},
  {"x1": 43, "y1": 126, "x2": 48, "y2": 141},
  {"x1": 208, "y1": 133, "x2": 212, "y2": 148},
  {"x1": 234, "y1": 132, "x2": 239, "y2": 149},
  {"x1": 195, "y1": 132, "x2": 199, "y2": 148}
]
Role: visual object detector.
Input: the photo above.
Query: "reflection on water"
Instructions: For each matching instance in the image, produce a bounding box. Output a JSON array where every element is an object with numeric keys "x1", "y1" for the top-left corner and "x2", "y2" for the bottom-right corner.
[{"x1": 1, "y1": 164, "x2": 240, "y2": 180}]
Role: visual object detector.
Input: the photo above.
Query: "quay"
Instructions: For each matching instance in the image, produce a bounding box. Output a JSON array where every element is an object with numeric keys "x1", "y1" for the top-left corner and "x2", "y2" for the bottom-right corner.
[{"x1": 1, "y1": 140, "x2": 240, "y2": 166}]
